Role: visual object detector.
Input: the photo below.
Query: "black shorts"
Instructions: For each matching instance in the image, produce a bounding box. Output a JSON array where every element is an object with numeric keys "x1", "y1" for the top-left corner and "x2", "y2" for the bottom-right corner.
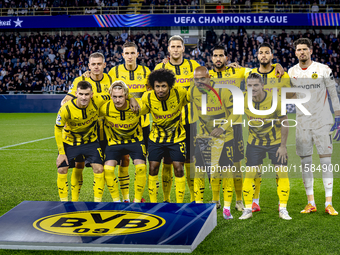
[
  {"x1": 185, "y1": 123, "x2": 196, "y2": 159},
  {"x1": 59, "y1": 142, "x2": 103, "y2": 168},
  {"x1": 245, "y1": 143, "x2": 287, "y2": 166},
  {"x1": 148, "y1": 139, "x2": 186, "y2": 162},
  {"x1": 195, "y1": 139, "x2": 234, "y2": 168},
  {"x1": 104, "y1": 141, "x2": 146, "y2": 162},
  {"x1": 233, "y1": 124, "x2": 244, "y2": 162},
  {"x1": 142, "y1": 125, "x2": 150, "y2": 151}
]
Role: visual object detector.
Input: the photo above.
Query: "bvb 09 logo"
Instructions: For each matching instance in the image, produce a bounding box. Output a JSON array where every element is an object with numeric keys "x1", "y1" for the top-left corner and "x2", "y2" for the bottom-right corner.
[{"x1": 33, "y1": 211, "x2": 166, "y2": 236}]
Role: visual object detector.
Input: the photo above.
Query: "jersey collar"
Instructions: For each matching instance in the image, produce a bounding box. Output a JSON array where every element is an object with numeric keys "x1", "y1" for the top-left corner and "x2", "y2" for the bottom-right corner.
[
  {"x1": 72, "y1": 98, "x2": 91, "y2": 109},
  {"x1": 124, "y1": 63, "x2": 138, "y2": 72},
  {"x1": 154, "y1": 89, "x2": 170, "y2": 101},
  {"x1": 252, "y1": 91, "x2": 267, "y2": 104},
  {"x1": 90, "y1": 74, "x2": 105, "y2": 82},
  {"x1": 169, "y1": 58, "x2": 184, "y2": 66},
  {"x1": 256, "y1": 66, "x2": 274, "y2": 75}
]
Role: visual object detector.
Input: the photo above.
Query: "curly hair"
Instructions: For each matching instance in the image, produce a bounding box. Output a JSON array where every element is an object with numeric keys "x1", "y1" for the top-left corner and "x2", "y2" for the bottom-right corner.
[{"x1": 148, "y1": 68, "x2": 176, "y2": 90}]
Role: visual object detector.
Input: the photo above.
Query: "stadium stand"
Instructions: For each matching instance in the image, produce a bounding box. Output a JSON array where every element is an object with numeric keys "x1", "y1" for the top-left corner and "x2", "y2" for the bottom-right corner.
[{"x1": 1, "y1": 27, "x2": 340, "y2": 94}]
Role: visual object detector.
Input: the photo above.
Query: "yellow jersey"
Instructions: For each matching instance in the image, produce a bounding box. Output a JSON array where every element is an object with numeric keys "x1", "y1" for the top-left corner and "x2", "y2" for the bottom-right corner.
[
  {"x1": 108, "y1": 64, "x2": 151, "y2": 127},
  {"x1": 244, "y1": 67, "x2": 291, "y2": 94},
  {"x1": 99, "y1": 99, "x2": 149, "y2": 145},
  {"x1": 55, "y1": 98, "x2": 100, "y2": 154},
  {"x1": 68, "y1": 74, "x2": 113, "y2": 142},
  {"x1": 189, "y1": 82, "x2": 236, "y2": 143},
  {"x1": 209, "y1": 67, "x2": 246, "y2": 124},
  {"x1": 142, "y1": 87, "x2": 189, "y2": 144},
  {"x1": 244, "y1": 91, "x2": 285, "y2": 146},
  {"x1": 154, "y1": 59, "x2": 200, "y2": 125}
]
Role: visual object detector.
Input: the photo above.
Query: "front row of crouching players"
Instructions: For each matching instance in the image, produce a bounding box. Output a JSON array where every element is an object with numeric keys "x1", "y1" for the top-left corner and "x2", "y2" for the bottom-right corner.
[{"x1": 54, "y1": 68, "x2": 190, "y2": 203}]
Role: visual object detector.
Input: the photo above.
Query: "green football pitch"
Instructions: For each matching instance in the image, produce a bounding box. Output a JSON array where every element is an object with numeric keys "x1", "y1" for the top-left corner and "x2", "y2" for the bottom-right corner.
[{"x1": 1, "y1": 113, "x2": 340, "y2": 255}]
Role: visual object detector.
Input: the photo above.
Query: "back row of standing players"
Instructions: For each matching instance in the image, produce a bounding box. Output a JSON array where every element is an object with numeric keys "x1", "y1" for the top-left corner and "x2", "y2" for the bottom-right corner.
[{"x1": 55, "y1": 35, "x2": 340, "y2": 220}]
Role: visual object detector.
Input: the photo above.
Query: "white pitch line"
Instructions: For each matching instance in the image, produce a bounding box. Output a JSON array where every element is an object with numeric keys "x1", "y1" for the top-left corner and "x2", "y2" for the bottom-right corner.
[{"x1": 0, "y1": 136, "x2": 54, "y2": 150}]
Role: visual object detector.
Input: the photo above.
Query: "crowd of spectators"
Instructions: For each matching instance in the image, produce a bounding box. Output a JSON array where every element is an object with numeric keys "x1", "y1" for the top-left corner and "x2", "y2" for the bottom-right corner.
[{"x1": 1, "y1": 28, "x2": 340, "y2": 94}]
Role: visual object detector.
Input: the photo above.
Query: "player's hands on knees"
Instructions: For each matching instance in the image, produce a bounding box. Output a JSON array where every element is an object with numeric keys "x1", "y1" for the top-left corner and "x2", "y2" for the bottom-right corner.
[
  {"x1": 276, "y1": 146, "x2": 287, "y2": 164},
  {"x1": 210, "y1": 127, "x2": 224, "y2": 137},
  {"x1": 227, "y1": 62, "x2": 241, "y2": 69},
  {"x1": 129, "y1": 97, "x2": 141, "y2": 114},
  {"x1": 56, "y1": 154, "x2": 68, "y2": 168},
  {"x1": 275, "y1": 64, "x2": 284, "y2": 78},
  {"x1": 82, "y1": 71, "x2": 91, "y2": 78},
  {"x1": 331, "y1": 116, "x2": 340, "y2": 141}
]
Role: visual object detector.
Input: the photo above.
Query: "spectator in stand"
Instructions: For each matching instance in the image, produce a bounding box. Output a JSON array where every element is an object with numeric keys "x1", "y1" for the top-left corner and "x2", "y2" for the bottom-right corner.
[{"x1": 216, "y1": 1, "x2": 224, "y2": 13}]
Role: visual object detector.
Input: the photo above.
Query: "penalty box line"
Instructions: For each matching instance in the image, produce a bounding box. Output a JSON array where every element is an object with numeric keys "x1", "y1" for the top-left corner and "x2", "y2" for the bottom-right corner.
[{"x1": 0, "y1": 136, "x2": 55, "y2": 150}]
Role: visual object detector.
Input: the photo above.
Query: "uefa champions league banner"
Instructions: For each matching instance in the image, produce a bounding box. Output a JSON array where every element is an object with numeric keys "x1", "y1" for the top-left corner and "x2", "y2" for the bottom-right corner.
[{"x1": 1, "y1": 13, "x2": 339, "y2": 29}]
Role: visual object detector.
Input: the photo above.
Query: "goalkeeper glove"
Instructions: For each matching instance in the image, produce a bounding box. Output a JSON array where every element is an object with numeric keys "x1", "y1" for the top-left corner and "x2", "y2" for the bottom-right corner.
[{"x1": 331, "y1": 116, "x2": 340, "y2": 141}]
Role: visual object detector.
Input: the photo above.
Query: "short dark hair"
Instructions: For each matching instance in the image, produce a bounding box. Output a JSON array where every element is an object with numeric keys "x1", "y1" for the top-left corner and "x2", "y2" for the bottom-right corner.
[
  {"x1": 77, "y1": 81, "x2": 92, "y2": 90},
  {"x1": 123, "y1": 41, "x2": 138, "y2": 50},
  {"x1": 247, "y1": 73, "x2": 264, "y2": 85},
  {"x1": 212, "y1": 45, "x2": 227, "y2": 56},
  {"x1": 294, "y1": 38, "x2": 312, "y2": 49},
  {"x1": 148, "y1": 69, "x2": 176, "y2": 90},
  {"x1": 258, "y1": 43, "x2": 273, "y2": 53}
]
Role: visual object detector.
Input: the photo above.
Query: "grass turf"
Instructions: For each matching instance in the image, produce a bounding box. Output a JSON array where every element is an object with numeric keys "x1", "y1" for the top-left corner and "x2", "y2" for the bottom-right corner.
[{"x1": 0, "y1": 113, "x2": 340, "y2": 255}]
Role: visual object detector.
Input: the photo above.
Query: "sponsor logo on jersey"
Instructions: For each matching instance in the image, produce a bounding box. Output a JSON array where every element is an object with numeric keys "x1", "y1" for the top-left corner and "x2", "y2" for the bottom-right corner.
[
  {"x1": 176, "y1": 78, "x2": 192, "y2": 84},
  {"x1": 154, "y1": 109, "x2": 180, "y2": 119},
  {"x1": 297, "y1": 84, "x2": 320, "y2": 89},
  {"x1": 109, "y1": 122, "x2": 135, "y2": 129},
  {"x1": 70, "y1": 116, "x2": 96, "y2": 126},
  {"x1": 33, "y1": 210, "x2": 165, "y2": 236},
  {"x1": 127, "y1": 84, "x2": 145, "y2": 89},
  {"x1": 196, "y1": 106, "x2": 222, "y2": 112}
]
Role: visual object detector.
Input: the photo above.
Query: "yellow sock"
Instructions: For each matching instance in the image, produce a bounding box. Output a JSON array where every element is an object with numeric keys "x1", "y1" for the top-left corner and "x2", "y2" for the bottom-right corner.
[
  {"x1": 175, "y1": 176, "x2": 186, "y2": 203},
  {"x1": 223, "y1": 177, "x2": 234, "y2": 208},
  {"x1": 211, "y1": 177, "x2": 221, "y2": 202},
  {"x1": 104, "y1": 165, "x2": 120, "y2": 202},
  {"x1": 194, "y1": 170, "x2": 205, "y2": 203},
  {"x1": 93, "y1": 172, "x2": 105, "y2": 202},
  {"x1": 276, "y1": 166, "x2": 290, "y2": 207},
  {"x1": 233, "y1": 161, "x2": 243, "y2": 201},
  {"x1": 243, "y1": 167, "x2": 257, "y2": 209},
  {"x1": 71, "y1": 168, "x2": 83, "y2": 202},
  {"x1": 185, "y1": 162, "x2": 195, "y2": 202},
  {"x1": 162, "y1": 163, "x2": 173, "y2": 202},
  {"x1": 57, "y1": 173, "x2": 68, "y2": 201},
  {"x1": 118, "y1": 166, "x2": 130, "y2": 201},
  {"x1": 253, "y1": 166, "x2": 262, "y2": 200},
  {"x1": 148, "y1": 175, "x2": 159, "y2": 203},
  {"x1": 134, "y1": 164, "x2": 147, "y2": 202}
]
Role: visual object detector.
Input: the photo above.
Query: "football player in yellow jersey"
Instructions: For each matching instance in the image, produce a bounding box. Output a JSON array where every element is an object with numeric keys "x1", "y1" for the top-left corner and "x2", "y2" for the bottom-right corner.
[
  {"x1": 239, "y1": 73, "x2": 291, "y2": 220},
  {"x1": 55, "y1": 81, "x2": 105, "y2": 202},
  {"x1": 154, "y1": 35, "x2": 200, "y2": 203},
  {"x1": 99, "y1": 81, "x2": 149, "y2": 203},
  {"x1": 209, "y1": 45, "x2": 245, "y2": 211},
  {"x1": 61, "y1": 52, "x2": 111, "y2": 202},
  {"x1": 142, "y1": 69, "x2": 190, "y2": 203},
  {"x1": 209, "y1": 45, "x2": 287, "y2": 212},
  {"x1": 244, "y1": 43, "x2": 293, "y2": 213},
  {"x1": 108, "y1": 42, "x2": 151, "y2": 202},
  {"x1": 191, "y1": 66, "x2": 240, "y2": 219}
]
